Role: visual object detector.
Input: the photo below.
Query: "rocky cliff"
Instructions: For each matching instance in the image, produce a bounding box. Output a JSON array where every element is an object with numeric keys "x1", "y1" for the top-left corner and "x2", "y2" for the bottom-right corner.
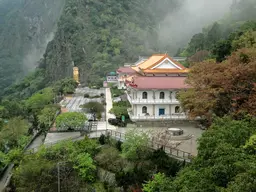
[{"x1": 0, "y1": 0, "x2": 65, "y2": 91}]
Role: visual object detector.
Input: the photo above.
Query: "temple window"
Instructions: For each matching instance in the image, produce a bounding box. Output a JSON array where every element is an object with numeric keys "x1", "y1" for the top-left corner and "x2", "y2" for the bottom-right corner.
[
  {"x1": 142, "y1": 92, "x2": 148, "y2": 99},
  {"x1": 142, "y1": 106, "x2": 147, "y2": 114},
  {"x1": 159, "y1": 92, "x2": 165, "y2": 99}
]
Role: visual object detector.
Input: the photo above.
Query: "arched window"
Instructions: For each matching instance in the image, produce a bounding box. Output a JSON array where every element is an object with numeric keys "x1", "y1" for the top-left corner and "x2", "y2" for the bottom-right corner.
[
  {"x1": 159, "y1": 92, "x2": 165, "y2": 99},
  {"x1": 142, "y1": 106, "x2": 147, "y2": 114},
  {"x1": 175, "y1": 106, "x2": 180, "y2": 113},
  {"x1": 142, "y1": 92, "x2": 147, "y2": 99}
]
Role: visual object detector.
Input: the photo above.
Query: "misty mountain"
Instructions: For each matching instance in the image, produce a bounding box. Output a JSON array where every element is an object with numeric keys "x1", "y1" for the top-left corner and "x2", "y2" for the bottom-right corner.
[
  {"x1": 39, "y1": 0, "x2": 236, "y2": 87},
  {"x1": 0, "y1": 0, "x2": 65, "y2": 92},
  {"x1": 0, "y1": 0, "x2": 247, "y2": 92},
  {"x1": 179, "y1": 0, "x2": 256, "y2": 62}
]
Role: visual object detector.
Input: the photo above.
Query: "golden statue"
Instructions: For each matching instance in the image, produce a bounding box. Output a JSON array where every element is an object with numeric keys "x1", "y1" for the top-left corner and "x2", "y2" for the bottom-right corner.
[{"x1": 73, "y1": 67, "x2": 79, "y2": 83}]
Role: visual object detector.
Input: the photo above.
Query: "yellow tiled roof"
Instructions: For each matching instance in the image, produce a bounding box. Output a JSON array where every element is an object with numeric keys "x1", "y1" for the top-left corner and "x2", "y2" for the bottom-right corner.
[
  {"x1": 137, "y1": 55, "x2": 165, "y2": 69},
  {"x1": 132, "y1": 54, "x2": 187, "y2": 74}
]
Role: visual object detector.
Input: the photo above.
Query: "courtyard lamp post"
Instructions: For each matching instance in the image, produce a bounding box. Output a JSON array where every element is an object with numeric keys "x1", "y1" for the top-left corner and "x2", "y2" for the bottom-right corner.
[{"x1": 190, "y1": 135, "x2": 194, "y2": 156}]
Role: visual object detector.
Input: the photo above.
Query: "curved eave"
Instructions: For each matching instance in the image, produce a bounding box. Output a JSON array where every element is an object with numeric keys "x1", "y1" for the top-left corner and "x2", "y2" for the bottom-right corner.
[{"x1": 143, "y1": 69, "x2": 189, "y2": 73}]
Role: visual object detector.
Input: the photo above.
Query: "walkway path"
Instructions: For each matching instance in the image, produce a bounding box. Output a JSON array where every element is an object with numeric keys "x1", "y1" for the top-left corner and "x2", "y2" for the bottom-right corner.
[{"x1": 104, "y1": 88, "x2": 116, "y2": 130}]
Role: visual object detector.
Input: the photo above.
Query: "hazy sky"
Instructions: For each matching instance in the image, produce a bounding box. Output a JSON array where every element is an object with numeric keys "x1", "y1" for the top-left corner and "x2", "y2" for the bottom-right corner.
[{"x1": 158, "y1": 0, "x2": 234, "y2": 54}]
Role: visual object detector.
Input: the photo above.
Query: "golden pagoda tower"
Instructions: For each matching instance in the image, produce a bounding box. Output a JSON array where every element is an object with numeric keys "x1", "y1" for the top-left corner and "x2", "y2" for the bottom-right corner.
[{"x1": 73, "y1": 67, "x2": 80, "y2": 84}]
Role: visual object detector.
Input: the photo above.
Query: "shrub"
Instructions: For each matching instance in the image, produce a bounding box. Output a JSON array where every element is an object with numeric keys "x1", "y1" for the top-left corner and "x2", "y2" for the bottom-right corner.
[
  {"x1": 99, "y1": 134, "x2": 106, "y2": 145},
  {"x1": 116, "y1": 140, "x2": 122, "y2": 152}
]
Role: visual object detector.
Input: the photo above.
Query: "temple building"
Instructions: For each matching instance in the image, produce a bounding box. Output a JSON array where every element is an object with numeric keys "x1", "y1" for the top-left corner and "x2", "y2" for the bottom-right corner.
[
  {"x1": 116, "y1": 66, "x2": 136, "y2": 89},
  {"x1": 124, "y1": 54, "x2": 189, "y2": 122}
]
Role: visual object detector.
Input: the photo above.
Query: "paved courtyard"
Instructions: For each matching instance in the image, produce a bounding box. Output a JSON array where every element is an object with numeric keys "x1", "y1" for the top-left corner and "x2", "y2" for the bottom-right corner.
[
  {"x1": 117, "y1": 123, "x2": 204, "y2": 156},
  {"x1": 44, "y1": 132, "x2": 82, "y2": 145},
  {"x1": 61, "y1": 87, "x2": 105, "y2": 113},
  {"x1": 45, "y1": 87, "x2": 117, "y2": 145}
]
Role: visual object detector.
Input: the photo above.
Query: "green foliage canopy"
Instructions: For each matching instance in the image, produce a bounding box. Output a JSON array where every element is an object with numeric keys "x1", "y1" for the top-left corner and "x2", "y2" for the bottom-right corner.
[
  {"x1": 121, "y1": 129, "x2": 150, "y2": 161},
  {"x1": 56, "y1": 112, "x2": 87, "y2": 131}
]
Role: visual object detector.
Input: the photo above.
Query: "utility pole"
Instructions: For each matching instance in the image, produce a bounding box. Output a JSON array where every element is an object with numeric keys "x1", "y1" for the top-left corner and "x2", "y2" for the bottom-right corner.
[
  {"x1": 57, "y1": 161, "x2": 67, "y2": 192},
  {"x1": 190, "y1": 135, "x2": 194, "y2": 155},
  {"x1": 105, "y1": 87, "x2": 107, "y2": 132},
  {"x1": 58, "y1": 162, "x2": 60, "y2": 192}
]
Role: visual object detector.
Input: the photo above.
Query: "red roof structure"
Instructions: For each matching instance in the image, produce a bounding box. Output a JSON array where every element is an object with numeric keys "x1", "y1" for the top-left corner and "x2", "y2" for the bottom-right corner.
[
  {"x1": 126, "y1": 76, "x2": 190, "y2": 90},
  {"x1": 117, "y1": 67, "x2": 135, "y2": 74}
]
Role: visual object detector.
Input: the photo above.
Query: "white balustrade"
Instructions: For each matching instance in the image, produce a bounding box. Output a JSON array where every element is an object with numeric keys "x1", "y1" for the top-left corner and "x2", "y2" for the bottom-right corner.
[
  {"x1": 128, "y1": 112, "x2": 188, "y2": 121},
  {"x1": 126, "y1": 93, "x2": 180, "y2": 104}
]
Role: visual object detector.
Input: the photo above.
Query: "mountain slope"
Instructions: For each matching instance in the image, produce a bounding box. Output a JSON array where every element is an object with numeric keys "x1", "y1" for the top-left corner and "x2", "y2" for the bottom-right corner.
[
  {"x1": 41, "y1": 0, "x2": 183, "y2": 86},
  {"x1": 0, "y1": 0, "x2": 65, "y2": 91}
]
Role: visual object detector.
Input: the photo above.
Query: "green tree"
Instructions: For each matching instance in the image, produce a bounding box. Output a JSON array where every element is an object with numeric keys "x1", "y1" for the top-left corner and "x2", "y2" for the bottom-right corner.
[
  {"x1": 56, "y1": 112, "x2": 86, "y2": 131},
  {"x1": 81, "y1": 102, "x2": 104, "y2": 114},
  {"x1": 95, "y1": 146, "x2": 127, "y2": 173},
  {"x1": 225, "y1": 161, "x2": 256, "y2": 192},
  {"x1": 143, "y1": 173, "x2": 174, "y2": 192},
  {"x1": 53, "y1": 78, "x2": 78, "y2": 95},
  {"x1": 243, "y1": 134, "x2": 256, "y2": 154},
  {"x1": 110, "y1": 101, "x2": 130, "y2": 119},
  {"x1": 109, "y1": 106, "x2": 128, "y2": 119},
  {"x1": 13, "y1": 157, "x2": 56, "y2": 192},
  {"x1": 121, "y1": 129, "x2": 150, "y2": 161},
  {"x1": 212, "y1": 39, "x2": 232, "y2": 62},
  {"x1": 0, "y1": 117, "x2": 30, "y2": 148},
  {"x1": 81, "y1": 102, "x2": 104, "y2": 120},
  {"x1": 3, "y1": 148, "x2": 23, "y2": 165},
  {"x1": 38, "y1": 105, "x2": 60, "y2": 132},
  {"x1": 232, "y1": 30, "x2": 256, "y2": 50},
  {"x1": 25, "y1": 88, "x2": 54, "y2": 113},
  {"x1": 0, "y1": 100, "x2": 25, "y2": 119},
  {"x1": 149, "y1": 148, "x2": 183, "y2": 177},
  {"x1": 72, "y1": 153, "x2": 96, "y2": 182},
  {"x1": 186, "y1": 33, "x2": 205, "y2": 55}
]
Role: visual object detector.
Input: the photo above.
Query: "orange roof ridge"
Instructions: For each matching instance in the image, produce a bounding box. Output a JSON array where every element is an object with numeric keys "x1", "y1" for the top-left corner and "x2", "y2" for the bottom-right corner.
[{"x1": 132, "y1": 53, "x2": 187, "y2": 74}]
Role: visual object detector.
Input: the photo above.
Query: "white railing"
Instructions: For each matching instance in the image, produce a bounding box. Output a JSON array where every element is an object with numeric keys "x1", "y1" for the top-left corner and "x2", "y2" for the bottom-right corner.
[
  {"x1": 128, "y1": 112, "x2": 188, "y2": 121},
  {"x1": 126, "y1": 93, "x2": 180, "y2": 104}
]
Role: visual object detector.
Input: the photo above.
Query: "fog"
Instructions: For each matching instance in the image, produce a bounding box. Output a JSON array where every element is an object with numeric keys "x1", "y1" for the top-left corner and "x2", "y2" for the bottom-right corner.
[
  {"x1": 158, "y1": 0, "x2": 234, "y2": 55},
  {"x1": 23, "y1": 32, "x2": 54, "y2": 73}
]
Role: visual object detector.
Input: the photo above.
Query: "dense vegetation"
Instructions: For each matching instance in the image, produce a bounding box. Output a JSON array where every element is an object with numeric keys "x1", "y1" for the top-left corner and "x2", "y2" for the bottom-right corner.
[
  {"x1": 0, "y1": 78, "x2": 77, "y2": 173},
  {"x1": 178, "y1": 48, "x2": 256, "y2": 123},
  {"x1": 8, "y1": 130, "x2": 184, "y2": 191}
]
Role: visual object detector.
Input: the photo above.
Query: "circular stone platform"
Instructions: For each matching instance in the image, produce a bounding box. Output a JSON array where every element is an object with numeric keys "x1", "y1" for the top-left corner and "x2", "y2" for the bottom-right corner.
[{"x1": 168, "y1": 128, "x2": 184, "y2": 136}]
